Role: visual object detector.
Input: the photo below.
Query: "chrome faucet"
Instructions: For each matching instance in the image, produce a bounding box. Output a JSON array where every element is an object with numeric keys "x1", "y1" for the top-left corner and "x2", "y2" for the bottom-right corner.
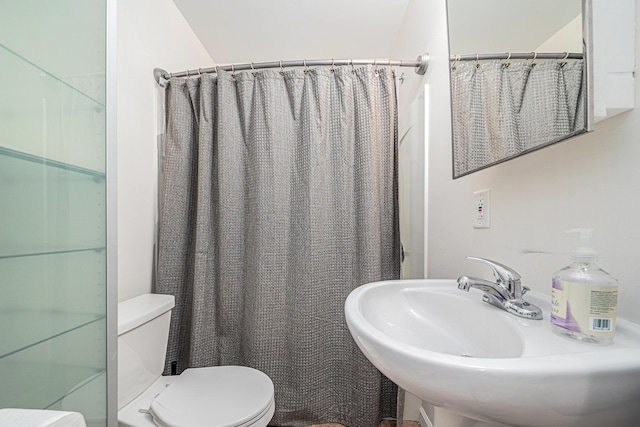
[{"x1": 457, "y1": 256, "x2": 543, "y2": 320}]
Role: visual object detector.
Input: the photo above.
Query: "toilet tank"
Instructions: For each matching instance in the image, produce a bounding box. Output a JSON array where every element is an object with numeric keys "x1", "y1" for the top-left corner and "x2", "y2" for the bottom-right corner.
[{"x1": 118, "y1": 294, "x2": 175, "y2": 410}]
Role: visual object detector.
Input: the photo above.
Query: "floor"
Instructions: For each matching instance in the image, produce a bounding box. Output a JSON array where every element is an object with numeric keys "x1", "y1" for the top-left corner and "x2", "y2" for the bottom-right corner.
[{"x1": 308, "y1": 421, "x2": 420, "y2": 427}]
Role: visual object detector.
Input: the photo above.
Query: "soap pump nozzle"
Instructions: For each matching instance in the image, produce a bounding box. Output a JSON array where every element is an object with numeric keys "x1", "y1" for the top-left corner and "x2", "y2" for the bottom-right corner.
[{"x1": 567, "y1": 228, "x2": 596, "y2": 263}]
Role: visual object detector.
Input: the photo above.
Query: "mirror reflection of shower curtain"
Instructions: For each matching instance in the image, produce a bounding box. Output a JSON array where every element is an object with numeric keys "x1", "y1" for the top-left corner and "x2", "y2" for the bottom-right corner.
[
  {"x1": 156, "y1": 66, "x2": 400, "y2": 427},
  {"x1": 451, "y1": 60, "x2": 584, "y2": 176}
]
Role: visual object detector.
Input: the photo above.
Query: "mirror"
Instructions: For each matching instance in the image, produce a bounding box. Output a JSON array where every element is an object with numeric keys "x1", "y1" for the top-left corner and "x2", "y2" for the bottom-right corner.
[{"x1": 447, "y1": 0, "x2": 593, "y2": 178}]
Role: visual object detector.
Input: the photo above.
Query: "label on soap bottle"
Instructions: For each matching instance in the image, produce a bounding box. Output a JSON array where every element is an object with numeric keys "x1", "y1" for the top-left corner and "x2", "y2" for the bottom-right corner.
[{"x1": 551, "y1": 279, "x2": 618, "y2": 336}]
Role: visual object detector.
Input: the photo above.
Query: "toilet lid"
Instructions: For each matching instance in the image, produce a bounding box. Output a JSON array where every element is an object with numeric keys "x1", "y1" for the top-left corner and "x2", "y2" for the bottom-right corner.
[{"x1": 149, "y1": 366, "x2": 274, "y2": 427}]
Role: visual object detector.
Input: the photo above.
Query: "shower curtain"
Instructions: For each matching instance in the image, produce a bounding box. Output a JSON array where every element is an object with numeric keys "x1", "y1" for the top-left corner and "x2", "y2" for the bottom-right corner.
[
  {"x1": 156, "y1": 66, "x2": 400, "y2": 426},
  {"x1": 451, "y1": 59, "x2": 584, "y2": 176}
]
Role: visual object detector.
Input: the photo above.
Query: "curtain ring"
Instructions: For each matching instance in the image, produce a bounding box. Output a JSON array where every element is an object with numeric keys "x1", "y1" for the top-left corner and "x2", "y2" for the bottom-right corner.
[
  {"x1": 251, "y1": 62, "x2": 257, "y2": 77},
  {"x1": 197, "y1": 68, "x2": 202, "y2": 76},
  {"x1": 563, "y1": 52, "x2": 570, "y2": 60},
  {"x1": 502, "y1": 52, "x2": 511, "y2": 68},
  {"x1": 330, "y1": 58, "x2": 335, "y2": 73},
  {"x1": 529, "y1": 52, "x2": 537, "y2": 66},
  {"x1": 303, "y1": 59, "x2": 309, "y2": 73},
  {"x1": 475, "y1": 53, "x2": 480, "y2": 69},
  {"x1": 186, "y1": 69, "x2": 190, "y2": 77},
  {"x1": 350, "y1": 59, "x2": 355, "y2": 74},
  {"x1": 279, "y1": 60, "x2": 284, "y2": 74},
  {"x1": 374, "y1": 59, "x2": 378, "y2": 74},
  {"x1": 231, "y1": 63, "x2": 235, "y2": 77}
]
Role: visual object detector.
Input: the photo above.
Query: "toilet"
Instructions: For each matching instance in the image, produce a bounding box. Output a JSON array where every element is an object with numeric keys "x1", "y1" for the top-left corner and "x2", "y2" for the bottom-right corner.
[{"x1": 117, "y1": 294, "x2": 275, "y2": 427}]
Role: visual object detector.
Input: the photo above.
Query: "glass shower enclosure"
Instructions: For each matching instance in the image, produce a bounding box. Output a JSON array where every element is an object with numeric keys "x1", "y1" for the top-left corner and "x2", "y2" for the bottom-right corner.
[{"x1": 0, "y1": 1, "x2": 115, "y2": 425}]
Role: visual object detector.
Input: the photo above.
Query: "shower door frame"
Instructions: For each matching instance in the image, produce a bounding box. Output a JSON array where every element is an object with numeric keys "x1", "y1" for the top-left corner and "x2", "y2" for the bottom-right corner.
[{"x1": 105, "y1": 0, "x2": 118, "y2": 425}]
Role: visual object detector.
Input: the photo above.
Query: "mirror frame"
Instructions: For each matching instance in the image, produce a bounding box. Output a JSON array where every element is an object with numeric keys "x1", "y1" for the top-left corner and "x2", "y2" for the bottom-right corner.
[{"x1": 447, "y1": 0, "x2": 594, "y2": 179}]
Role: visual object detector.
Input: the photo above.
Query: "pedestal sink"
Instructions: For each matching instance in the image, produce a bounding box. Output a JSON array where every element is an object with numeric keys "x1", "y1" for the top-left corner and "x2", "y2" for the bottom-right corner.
[{"x1": 345, "y1": 279, "x2": 640, "y2": 427}]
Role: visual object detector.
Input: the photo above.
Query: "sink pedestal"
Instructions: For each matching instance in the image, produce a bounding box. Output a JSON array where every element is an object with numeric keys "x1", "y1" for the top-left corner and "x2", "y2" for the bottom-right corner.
[{"x1": 421, "y1": 403, "x2": 511, "y2": 427}]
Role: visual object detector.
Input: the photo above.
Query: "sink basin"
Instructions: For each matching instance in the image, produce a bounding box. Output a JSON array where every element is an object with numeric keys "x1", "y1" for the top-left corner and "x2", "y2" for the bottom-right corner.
[{"x1": 345, "y1": 279, "x2": 640, "y2": 427}]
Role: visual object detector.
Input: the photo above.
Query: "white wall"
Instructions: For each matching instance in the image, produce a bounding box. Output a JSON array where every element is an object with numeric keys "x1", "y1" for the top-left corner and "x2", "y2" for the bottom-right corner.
[
  {"x1": 392, "y1": 0, "x2": 433, "y2": 284},
  {"x1": 391, "y1": 0, "x2": 452, "y2": 280},
  {"x1": 117, "y1": 0, "x2": 214, "y2": 302},
  {"x1": 427, "y1": 1, "x2": 640, "y2": 324}
]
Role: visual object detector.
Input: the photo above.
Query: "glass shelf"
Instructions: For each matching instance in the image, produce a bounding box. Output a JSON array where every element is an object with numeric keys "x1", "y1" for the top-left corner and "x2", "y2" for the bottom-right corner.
[
  {"x1": 0, "y1": 43, "x2": 104, "y2": 108},
  {"x1": 0, "y1": 319, "x2": 106, "y2": 410},
  {"x1": 0, "y1": 45, "x2": 105, "y2": 172},
  {"x1": 0, "y1": 146, "x2": 105, "y2": 179},
  {"x1": 0, "y1": 250, "x2": 106, "y2": 318},
  {"x1": 0, "y1": 147, "x2": 106, "y2": 258},
  {"x1": 0, "y1": 246, "x2": 106, "y2": 261},
  {"x1": 0, "y1": 1, "x2": 106, "y2": 105},
  {"x1": 0, "y1": 310, "x2": 105, "y2": 360},
  {"x1": 48, "y1": 370, "x2": 107, "y2": 427}
]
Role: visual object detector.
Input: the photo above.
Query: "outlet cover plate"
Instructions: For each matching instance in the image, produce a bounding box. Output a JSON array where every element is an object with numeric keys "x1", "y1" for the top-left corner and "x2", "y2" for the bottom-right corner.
[{"x1": 474, "y1": 189, "x2": 491, "y2": 229}]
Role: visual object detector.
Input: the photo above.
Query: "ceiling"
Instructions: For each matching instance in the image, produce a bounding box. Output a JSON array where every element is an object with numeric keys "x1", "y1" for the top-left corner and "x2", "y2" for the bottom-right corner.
[
  {"x1": 172, "y1": 0, "x2": 412, "y2": 64},
  {"x1": 173, "y1": 0, "x2": 583, "y2": 66}
]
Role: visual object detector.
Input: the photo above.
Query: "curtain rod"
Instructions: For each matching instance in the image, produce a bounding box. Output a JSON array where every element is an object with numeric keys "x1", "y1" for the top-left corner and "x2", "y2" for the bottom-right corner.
[
  {"x1": 450, "y1": 52, "x2": 583, "y2": 62},
  {"x1": 154, "y1": 53, "x2": 429, "y2": 87}
]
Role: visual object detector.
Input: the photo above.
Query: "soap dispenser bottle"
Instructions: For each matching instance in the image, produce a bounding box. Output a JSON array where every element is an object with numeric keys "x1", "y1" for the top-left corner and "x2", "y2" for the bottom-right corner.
[{"x1": 551, "y1": 229, "x2": 618, "y2": 344}]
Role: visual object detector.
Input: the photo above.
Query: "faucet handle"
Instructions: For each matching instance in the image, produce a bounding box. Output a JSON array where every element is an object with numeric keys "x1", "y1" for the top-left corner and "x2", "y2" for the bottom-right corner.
[{"x1": 465, "y1": 256, "x2": 522, "y2": 284}]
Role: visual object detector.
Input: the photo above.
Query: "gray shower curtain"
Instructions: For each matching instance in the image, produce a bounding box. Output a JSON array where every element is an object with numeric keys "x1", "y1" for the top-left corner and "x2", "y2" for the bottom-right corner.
[
  {"x1": 451, "y1": 59, "x2": 584, "y2": 176},
  {"x1": 156, "y1": 66, "x2": 400, "y2": 426}
]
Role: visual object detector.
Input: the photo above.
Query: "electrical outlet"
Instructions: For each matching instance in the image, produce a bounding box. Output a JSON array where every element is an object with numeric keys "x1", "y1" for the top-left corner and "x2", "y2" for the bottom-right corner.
[{"x1": 474, "y1": 189, "x2": 491, "y2": 228}]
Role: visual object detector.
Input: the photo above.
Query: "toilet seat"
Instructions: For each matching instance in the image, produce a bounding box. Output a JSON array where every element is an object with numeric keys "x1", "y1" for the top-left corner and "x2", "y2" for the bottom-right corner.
[{"x1": 148, "y1": 366, "x2": 275, "y2": 427}]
